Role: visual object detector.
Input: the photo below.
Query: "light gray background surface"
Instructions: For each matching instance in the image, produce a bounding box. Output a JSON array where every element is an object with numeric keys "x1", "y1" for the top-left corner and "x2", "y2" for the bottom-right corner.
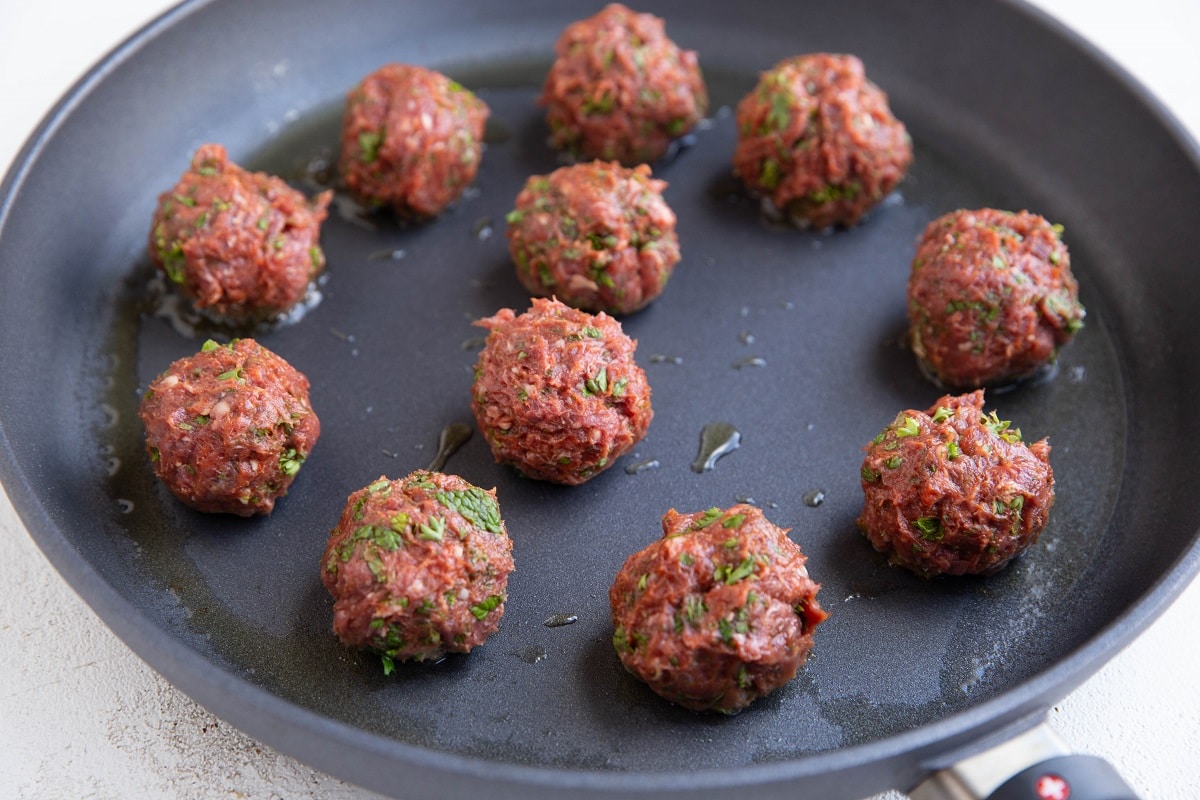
[{"x1": 2, "y1": 1, "x2": 1197, "y2": 798}]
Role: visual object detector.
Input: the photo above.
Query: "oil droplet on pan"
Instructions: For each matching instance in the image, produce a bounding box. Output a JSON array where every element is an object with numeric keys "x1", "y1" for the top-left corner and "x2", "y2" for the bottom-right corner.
[
  {"x1": 692, "y1": 422, "x2": 741, "y2": 473},
  {"x1": 516, "y1": 646, "x2": 547, "y2": 664},
  {"x1": 625, "y1": 458, "x2": 660, "y2": 475},
  {"x1": 461, "y1": 336, "x2": 487, "y2": 351},
  {"x1": 803, "y1": 489, "x2": 826, "y2": 507},
  {"x1": 427, "y1": 423, "x2": 473, "y2": 471},
  {"x1": 368, "y1": 248, "x2": 406, "y2": 261},
  {"x1": 472, "y1": 216, "x2": 494, "y2": 241},
  {"x1": 543, "y1": 613, "x2": 578, "y2": 628}
]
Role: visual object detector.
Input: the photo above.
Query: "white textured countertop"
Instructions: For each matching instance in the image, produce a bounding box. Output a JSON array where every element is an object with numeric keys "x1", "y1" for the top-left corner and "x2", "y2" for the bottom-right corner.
[{"x1": 2, "y1": 2, "x2": 1198, "y2": 798}]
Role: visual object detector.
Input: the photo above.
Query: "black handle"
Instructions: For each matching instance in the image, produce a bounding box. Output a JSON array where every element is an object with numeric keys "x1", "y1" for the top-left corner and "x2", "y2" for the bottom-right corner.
[{"x1": 987, "y1": 755, "x2": 1140, "y2": 800}]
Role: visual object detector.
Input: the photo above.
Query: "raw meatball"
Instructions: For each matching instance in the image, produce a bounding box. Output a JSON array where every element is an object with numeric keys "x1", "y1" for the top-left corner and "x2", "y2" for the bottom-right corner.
[
  {"x1": 505, "y1": 161, "x2": 679, "y2": 314},
  {"x1": 322, "y1": 471, "x2": 514, "y2": 668},
  {"x1": 857, "y1": 390, "x2": 1054, "y2": 578},
  {"x1": 139, "y1": 338, "x2": 320, "y2": 515},
  {"x1": 339, "y1": 63, "x2": 488, "y2": 217},
  {"x1": 540, "y1": 3, "x2": 708, "y2": 165},
  {"x1": 907, "y1": 208, "x2": 1085, "y2": 389},
  {"x1": 149, "y1": 144, "x2": 332, "y2": 320},
  {"x1": 609, "y1": 505, "x2": 827, "y2": 713},
  {"x1": 732, "y1": 53, "x2": 911, "y2": 228},
  {"x1": 471, "y1": 297, "x2": 652, "y2": 484}
]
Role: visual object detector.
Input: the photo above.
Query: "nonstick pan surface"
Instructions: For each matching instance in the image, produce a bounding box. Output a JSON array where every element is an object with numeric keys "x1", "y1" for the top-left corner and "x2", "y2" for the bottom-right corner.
[{"x1": 2, "y1": 1, "x2": 1199, "y2": 798}]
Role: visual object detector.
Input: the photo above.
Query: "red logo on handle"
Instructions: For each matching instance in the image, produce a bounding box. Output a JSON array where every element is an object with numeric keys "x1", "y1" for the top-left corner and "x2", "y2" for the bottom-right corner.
[{"x1": 1035, "y1": 774, "x2": 1071, "y2": 800}]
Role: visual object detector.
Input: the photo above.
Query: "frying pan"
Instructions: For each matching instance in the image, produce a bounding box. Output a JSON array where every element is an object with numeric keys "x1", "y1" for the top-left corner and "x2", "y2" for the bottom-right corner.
[{"x1": 1, "y1": 1, "x2": 1198, "y2": 798}]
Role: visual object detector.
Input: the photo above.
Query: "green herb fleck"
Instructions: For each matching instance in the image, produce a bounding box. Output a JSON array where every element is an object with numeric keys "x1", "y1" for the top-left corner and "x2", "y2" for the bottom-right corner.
[
  {"x1": 913, "y1": 516, "x2": 944, "y2": 541},
  {"x1": 381, "y1": 655, "x2": 396, "y2": 676},
  {"x1": 764, "y1": 90, "x2": 792, "y2": 132},
  {"x1": 714, "y1": 557, "x2": 757, "y2": 585},
  {"x1": 216, "y1": 367, "x2": 244, "y2": 381},
  {"x1": 682, "y1": 595, "x2": 706, "y2": 627},
  {"x1": 581, "y1": 92, "x2": 615, "y2": 116},
  {"x1": 946, "y1": 441, "x2": 961, "y2": 460},
  {"x1": 364, "y1": 524, "x2": 402, "y2": 552},
  {"x1": 679, "y1": 552, "x2": 695, "y2": 567},
  {"x1": 583, "y1": 367, "x2": 609, "y2": 396},
  {"x1": 470, "y1": 594, "x2": 503, "y2": 620},
  {"x1": 691, "y1": 508, "x2": 721, "y2": 530},
  {"x1": 760, "y1": 158, "x2": 781, "y2": 190},
  {"x1": 884, "y1": 456, "x2": 903, "y2": 469},
  {"x1": 436, "y1": 487, "x2": 503, "y2": 534},
  {"x1": 931, "y1": 406, "x2": 953, "y2": 424},
  {"x1": 861, "y1": 464, "x2": 880, "y2": 483},
  {"x1": 359, "y1": 130, "x2": 383, "y2": 163},
  {"x1": 572, "y1": 326, "x2": 603, "y2": 340},
  {"x1": 895, "y1": 416, "x2": 921, "y2": 438},
  {"x1": 279, "y1": 448, "x2": 305, "y2": 476},
  {"x1": 407, "y1": 473, "x2": 438, "y2": 490},
  {"x1": 722, "y1": 513, "x2": 746, "y2": 529},
  {"x1": 419, "y1": 516, "x2": 446, "y2": 542},
  {"x1": 162, "y1": 243, "x2": 186, "y2": 283},
  {"x1": 982, "y1": 411, "x2": 1022, "y2": 443}
]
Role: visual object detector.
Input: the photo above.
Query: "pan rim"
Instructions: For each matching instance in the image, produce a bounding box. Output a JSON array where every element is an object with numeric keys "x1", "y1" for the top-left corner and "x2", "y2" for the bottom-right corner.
[{"x1": 3, "y1": 0, "x2": 1200, "y2": 795}]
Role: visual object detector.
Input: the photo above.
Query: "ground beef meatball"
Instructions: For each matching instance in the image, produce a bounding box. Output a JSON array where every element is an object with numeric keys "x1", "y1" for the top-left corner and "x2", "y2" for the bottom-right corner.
[
  {"x1": 139, "y1": 338, "x2": 320, "y2": 515},
  {"x1": 338, "y1": 64, "x2": 488, "y2": 217},
  {"x1": 471, "y1": 297, "x2": 652, "y2": 484},
  {"x1": 149, "y1": 144, "x2": 332, "y2": 320},
  {"x1": 907, "y1": 208, "x2": 1086, "y2": 389},
  {"x1": 857, "y1": 390, "x2": 1054, "y2": 578},
  {"x1": 322, "y1": 471, "x2": 514, "y2": 668},
  {"x1": 540, "y1": 3, "x2": 708, "y2": 165},
  {"x1": 609, "y1": 505, "x2": 827, "y2": 713},
  {"x1": 506, "y1": 161, "x2": 679, "y2": 314},
  {"x1": 732, "y1": 53, "x2": 911, "y2": 228}
]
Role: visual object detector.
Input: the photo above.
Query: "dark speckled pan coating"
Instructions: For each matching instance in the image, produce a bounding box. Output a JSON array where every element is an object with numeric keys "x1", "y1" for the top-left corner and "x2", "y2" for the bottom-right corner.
[{"x1": 2, "y1": 1, "x2": 1199, "y2": 799}]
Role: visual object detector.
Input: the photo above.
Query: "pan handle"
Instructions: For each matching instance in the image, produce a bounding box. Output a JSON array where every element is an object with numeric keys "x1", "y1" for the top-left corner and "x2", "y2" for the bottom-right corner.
[{"x1": 909, "y1": 723, "x2": 1140, "y2": 800}]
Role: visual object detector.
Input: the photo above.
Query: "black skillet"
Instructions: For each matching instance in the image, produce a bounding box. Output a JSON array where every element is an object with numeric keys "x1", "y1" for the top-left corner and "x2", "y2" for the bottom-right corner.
[{"x1": 2, "y1": 1, "x2": 1198, "y2": 798}]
